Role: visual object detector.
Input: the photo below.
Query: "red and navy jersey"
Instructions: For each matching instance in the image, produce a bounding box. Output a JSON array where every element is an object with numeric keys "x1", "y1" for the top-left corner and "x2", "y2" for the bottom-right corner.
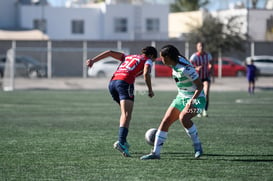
[
  {"x1": 190, "y1": 52, "x2": 212, "y2": 79},
  {"x1": 112, "y1": 54, "x2": 153, "y2": 84}
]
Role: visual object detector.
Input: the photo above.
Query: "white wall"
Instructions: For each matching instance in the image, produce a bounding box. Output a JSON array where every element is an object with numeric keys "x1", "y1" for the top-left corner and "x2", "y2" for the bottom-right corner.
[
  {"x1": 104, "y1": 4, "x2": 135, "y2": 40},
  {"x1": 248, "y1": 9, "x2": 273, "y2": 41},
  {"x1": 141, "y1": 4, "x2": 169, "y2": 40},
  {"x1": 18, "y1": 3, "x2": 168, "y2": 40},
  {"x1": 19, "y1": 5, "x2": 102, "y2": 40},
  {"x1": 0, "y1": 0, "x2": 17, "y2": 29},
  {"x1": 103, "y1": 4, "x2": 168, "y2": 40}
]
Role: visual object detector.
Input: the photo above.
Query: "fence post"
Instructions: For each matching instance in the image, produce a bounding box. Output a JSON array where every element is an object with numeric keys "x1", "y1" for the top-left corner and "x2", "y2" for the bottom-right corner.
[
  {"x1": 218, "y1": 48, "x2": 222, "y2": 79},
  {"x1": 251, "y1": 41, "x2": 255, "y2": 58},
  {"x1": 47, "y1": 40, "x2": 52, "y2": 79},
  {"x1": 83, "y1": 41, "x2": 87, "y2": 78},
  {"x1": 185, "y1": 41, "x2": 189, "y2": 59},
  {"x1": 117, "y1": 41, "x2": 122, "y2": 51},
  {"x1": 151, "y1": 41, "x2": 156, "y2": 78},
  {"x1": 11, "y1": 41, "x2": 16, "y2": 88}
]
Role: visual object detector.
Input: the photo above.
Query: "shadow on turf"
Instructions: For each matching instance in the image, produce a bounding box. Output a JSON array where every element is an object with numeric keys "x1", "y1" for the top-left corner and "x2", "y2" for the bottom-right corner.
[
  {"x1": 134, "y1": 152, "x2": 273, "y2": 162},
  {"x1": 256, "y1": 86, "x2": 273, "y2": 91},
  {"x1": 203, "y1": 153, "x2": 273, "y2": 162}
]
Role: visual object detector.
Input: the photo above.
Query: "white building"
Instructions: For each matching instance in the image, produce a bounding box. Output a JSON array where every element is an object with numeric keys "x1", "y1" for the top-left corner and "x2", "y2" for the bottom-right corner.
[
  {"x1": 212, "y1": 9, "x2": 273, "y2": 41},
  {"x1": 168, "y1": 8, "x2": 273, "y2": 41},
  {"x1": 0, "y1": 0, "x2": 169, "y2": 40}
]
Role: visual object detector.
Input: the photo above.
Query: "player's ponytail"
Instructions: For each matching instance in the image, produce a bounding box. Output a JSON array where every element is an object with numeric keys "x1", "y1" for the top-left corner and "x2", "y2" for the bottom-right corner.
[{"x1": 160, "y1": 45, "x2": 190, "y2": 66}]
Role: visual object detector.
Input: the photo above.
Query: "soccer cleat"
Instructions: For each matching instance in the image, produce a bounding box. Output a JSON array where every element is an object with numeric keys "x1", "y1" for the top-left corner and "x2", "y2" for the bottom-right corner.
[
  {"x1": 140, "y1": 152, "x2": 160, "y2": 160},
  {"x1": 197, "y1": 113, "x2": 202, "y2": 118},
  {"x1": 113, "y1": 141, "x2": 131, "y2": 157},
  {"x1": 124, "y1": 142, "x2": 130, "y2": 149},
  {"x1": 193, "y1": 143, "x2": 203, "y2": 158},
  {"x1": 202, "y1": 110, "x2": 208, "y2": 117}
]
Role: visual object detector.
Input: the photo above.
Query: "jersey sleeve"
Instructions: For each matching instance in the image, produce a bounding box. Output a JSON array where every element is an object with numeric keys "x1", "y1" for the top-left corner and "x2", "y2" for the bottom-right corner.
[
  {"x1": 145, "y1": 59, "x2": 153, "y2": 73},
  {"x1": 189, "y1": 54, "x2": 196, "y2": 62},
  {"x1": 208, "y1": 53, "x2": 212, "y2": 62},
  {"x1": 145, "y1": 59, "x2": 153, "y2": 67},
  {"x1": 184, "y1": 66, "x2": 199, "y2": 81},
  {"x1": 189, "y1": 54, "x2": 197, "y2": 66}
]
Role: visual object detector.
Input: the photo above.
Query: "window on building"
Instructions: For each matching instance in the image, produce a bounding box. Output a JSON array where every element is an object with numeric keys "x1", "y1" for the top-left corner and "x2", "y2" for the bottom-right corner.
[
  {"x1": 71, "y1": 20, "x2": 84, "y2": 34},
  {"x1": 114, "y1": 18, "x2": 127, "y2": 33},
  {"x1": 146, "y1": 18, "x2": 160, "y2": 32},
  {"x1": 33, "y1": 19, "x2": 47, "y2": 33}
]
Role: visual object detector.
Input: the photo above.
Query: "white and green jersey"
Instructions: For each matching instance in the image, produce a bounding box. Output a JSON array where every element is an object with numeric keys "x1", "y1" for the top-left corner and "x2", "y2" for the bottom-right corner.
[{"x1": 172, "y1": 56, "x2": 205, "y2": 98}]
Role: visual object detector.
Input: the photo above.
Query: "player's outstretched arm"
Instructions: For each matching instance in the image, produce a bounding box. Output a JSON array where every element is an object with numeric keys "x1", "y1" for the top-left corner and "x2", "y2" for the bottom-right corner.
[
  {"x1": 86, "y1": 50, "x2": 124, "y2": 68},
  {"x1": 143, "y1": 64, "x2": 154, "y2": 98}
]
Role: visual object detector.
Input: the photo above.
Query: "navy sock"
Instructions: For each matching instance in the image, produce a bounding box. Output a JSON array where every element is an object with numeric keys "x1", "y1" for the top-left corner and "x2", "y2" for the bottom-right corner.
[{"x1": 118, "y1": 127, "x2": 128, "y2": 145}]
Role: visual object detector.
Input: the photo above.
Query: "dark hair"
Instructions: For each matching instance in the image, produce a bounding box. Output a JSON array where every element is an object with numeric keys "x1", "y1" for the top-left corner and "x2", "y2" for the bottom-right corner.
[
  {"x1": 197, "y1": 41, "x2": 205, "y2": 48},
  {"x1": 160, "y1": 44, "x2": 187, "y2": 63},
  {"x1": 142, "y1": 46, "x2": 158, "y2": 58},
  {"x1": 197, "y1": 41, "x2": 204, "y2": 45}
]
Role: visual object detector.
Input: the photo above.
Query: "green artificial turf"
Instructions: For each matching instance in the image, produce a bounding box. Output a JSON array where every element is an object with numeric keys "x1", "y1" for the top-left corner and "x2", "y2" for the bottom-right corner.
[{"x1": 0, "y1": 90, "x2": 272, "y2": 180}]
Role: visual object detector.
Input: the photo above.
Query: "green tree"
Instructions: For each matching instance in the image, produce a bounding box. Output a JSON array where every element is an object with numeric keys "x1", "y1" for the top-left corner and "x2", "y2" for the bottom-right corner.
[
  {"x1": 186, "y1": 15, "x2": 248, "y2": 56},
  {"x1": 170, "y1": 0, "x2": 210, "y2": 12}
]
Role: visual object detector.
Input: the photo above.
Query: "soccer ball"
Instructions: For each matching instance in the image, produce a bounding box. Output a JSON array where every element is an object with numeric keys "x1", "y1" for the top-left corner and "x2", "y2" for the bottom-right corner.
[{"x1": 145, "y1": 128, "x2": 157, "y2": 146}]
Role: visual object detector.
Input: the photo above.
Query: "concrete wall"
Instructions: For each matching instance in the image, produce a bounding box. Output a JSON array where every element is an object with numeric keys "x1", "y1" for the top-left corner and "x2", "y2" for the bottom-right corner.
[{"x1": 0, "y1": 0, "x2": 17, "y2": 29}]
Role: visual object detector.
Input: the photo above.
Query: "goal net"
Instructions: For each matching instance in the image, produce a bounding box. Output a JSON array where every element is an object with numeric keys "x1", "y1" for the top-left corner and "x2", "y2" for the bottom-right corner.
[{"x1": 2, "y1": 48, "x2": 15, "y2": 91}]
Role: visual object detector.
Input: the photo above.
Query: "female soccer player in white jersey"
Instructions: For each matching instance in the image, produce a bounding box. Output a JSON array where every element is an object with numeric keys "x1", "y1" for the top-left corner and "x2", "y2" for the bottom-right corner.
[
  {"x1": 141, "y1": 45, "x2": 205, "y2": 160},
  {"x1": 86, "y1": 46, "x2": 157, "y2": 157}
]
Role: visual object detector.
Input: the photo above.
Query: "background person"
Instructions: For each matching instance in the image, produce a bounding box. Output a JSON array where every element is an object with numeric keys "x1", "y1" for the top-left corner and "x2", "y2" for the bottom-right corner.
[
  {"x1": 190, "y1": 42, "x2": 212, "y2": 117},
  {"x1": 86, "y1": 46, "x2": 157, "y2": 157},
  {"x1": 141, "y1": 45, "x2": 205, "y2": 160},
  {"x1": 246, "y1": 59, "x2": 258, "y2": 95}
]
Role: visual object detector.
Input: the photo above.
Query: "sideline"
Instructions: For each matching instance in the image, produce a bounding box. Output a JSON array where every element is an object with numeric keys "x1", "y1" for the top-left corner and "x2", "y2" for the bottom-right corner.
[{"x1": 1, "y1": 77, "x2": 273, "y2": 91}]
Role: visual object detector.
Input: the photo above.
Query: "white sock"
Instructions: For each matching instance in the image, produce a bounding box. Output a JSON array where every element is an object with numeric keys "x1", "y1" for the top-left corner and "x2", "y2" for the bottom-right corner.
[
  {"x1": 153, "y1": 130, "x2": 168, "y2": 155},
  {"x1": 184, "y1": 124, "x2": 200, "y2": 144}
]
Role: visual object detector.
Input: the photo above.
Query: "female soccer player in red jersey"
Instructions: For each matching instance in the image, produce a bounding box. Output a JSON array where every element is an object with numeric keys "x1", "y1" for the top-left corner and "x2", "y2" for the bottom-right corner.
[
  {"x1": 190, "y1": 42, "x2": 213, "y2": 117},
  {"x1": 86, "y1": 46, "x2": 157, "y2": 157}
]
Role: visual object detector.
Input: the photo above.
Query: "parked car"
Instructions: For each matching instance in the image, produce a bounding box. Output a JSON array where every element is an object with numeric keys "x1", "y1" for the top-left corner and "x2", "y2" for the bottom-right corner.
[
  {"x1": 88, "y1": 58, "x2": 173, "y2": 78},
  {"x1": 87, "y1": 58, "x2": 120, "y2": 78},
  {"x1": 246, "y1": 56, "x2": 273, "y2": 76},
  {"x1": 212, "y1": 57, "x2": 246, "y2": 77},
  {"x1": 154, "y1": 58, "x2": 172, "y2": 77},
  {"x1": 0, "y1": 56, "x2": 47, "y2": 78}
]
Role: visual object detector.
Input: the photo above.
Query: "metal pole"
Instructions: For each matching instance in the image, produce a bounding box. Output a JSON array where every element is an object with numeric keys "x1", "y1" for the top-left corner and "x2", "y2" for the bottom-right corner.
[
  {"x1": 185, "y1": 41, "x2": 189, "y2": 59},
  {"x1": 117, "y1": 41, "x2": 122, "y2": 51},
  {"x1": 10, "y1": 41, "x2": 16, "y2": 91},
  {"x1": 83, "y1": 41, "x2": 87, "y2": 78},
  {"x1": 251, "y1": 41, "x2": 255, "y2": 58},
  {"x1": 218, "y1": 48, "x2": 222, "y2": 79},
  {"x1": 47, "y1": 40, "x2": 52, "y2": 78},
  {"x1": 151, "y1": 41, "x2": 156, "y2": 78}
]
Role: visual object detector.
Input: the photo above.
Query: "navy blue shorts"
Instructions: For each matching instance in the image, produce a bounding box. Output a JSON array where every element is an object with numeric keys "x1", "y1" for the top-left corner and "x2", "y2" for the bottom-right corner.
[
  {"x1": 248, "y1": 76, "x2": 255, "y2": 83},
  {"x1": 108, "y1": 80, "x2": 134, "y2": 104},
  {"x1": 201, "y1": 78, "x2": 211, "y2": 83}
]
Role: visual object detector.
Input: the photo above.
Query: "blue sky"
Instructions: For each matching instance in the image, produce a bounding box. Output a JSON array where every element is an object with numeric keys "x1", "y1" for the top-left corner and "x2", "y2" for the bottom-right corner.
[
  {"x1": 205, "y1": 0, "x2": 267, "y2": 10},
  {"x1": 47, "y1": 0, "x2": 66, "y2": 7},
  {"x1": 47, "y1": 0, "x2": 268, "y2": 10}
]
